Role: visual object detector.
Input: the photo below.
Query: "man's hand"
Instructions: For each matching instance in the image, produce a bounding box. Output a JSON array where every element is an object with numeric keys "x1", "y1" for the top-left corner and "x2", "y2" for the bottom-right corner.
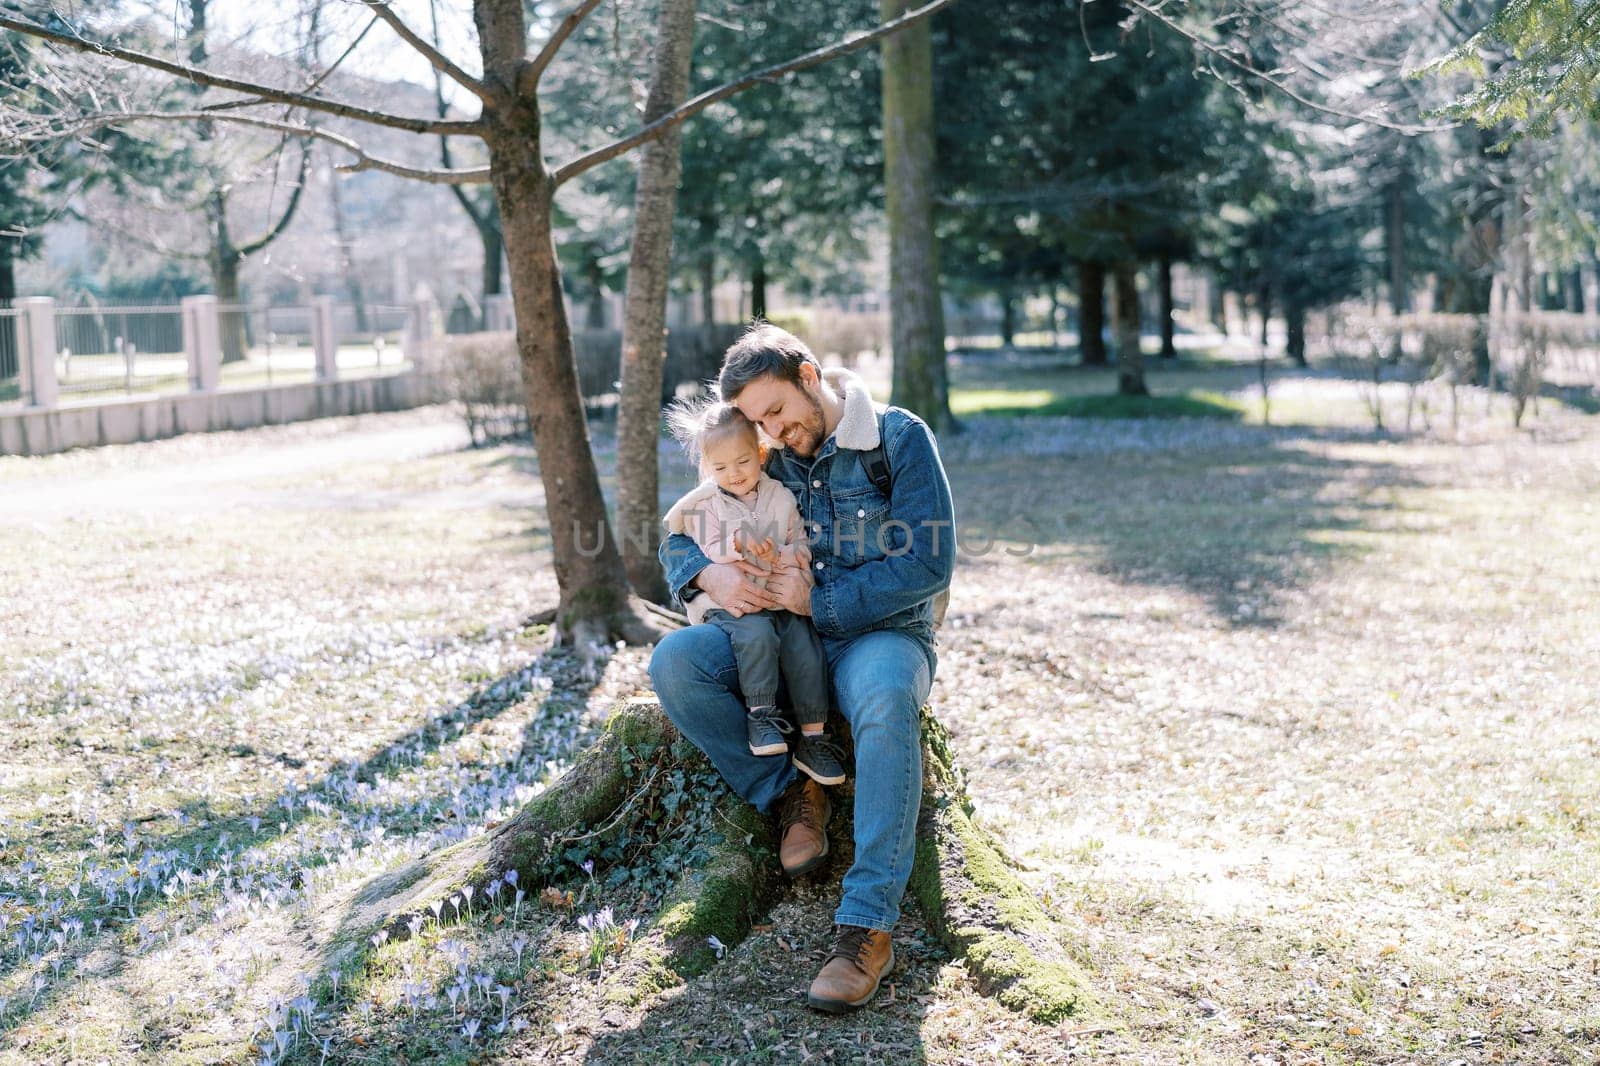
[
  {"x1": 765, "y1": 565, "x2": 814, "y2": 616},
  {"x1": 695, "y1": 560, "x2": 781, "y2": 619}
]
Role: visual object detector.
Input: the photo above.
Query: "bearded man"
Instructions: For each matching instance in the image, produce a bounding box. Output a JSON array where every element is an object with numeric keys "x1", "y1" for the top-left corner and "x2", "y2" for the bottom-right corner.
[{"x1": 649, "y1": 323, "x2": 955, "y2": 1012}]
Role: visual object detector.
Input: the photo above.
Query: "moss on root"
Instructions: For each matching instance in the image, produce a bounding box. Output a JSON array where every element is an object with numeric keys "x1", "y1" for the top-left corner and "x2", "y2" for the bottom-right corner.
[{"x1": 910, "y1": 706, "x2": 1098, "y2": 1024}]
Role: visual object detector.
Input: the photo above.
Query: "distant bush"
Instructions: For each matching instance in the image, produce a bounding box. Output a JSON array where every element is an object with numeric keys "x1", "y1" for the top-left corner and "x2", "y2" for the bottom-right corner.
[
  {"x1": 1314, "y1": 310, "x2": 1600, "y2": 430},
  {"x1": 765, "y1": 308, "x2": 887, "y2": 365},
  {"x1": 443, "y1": 332, "x2": 528, "y2": 447},
  {"x1": 442, "y1": 325, "x2": 745, "y2": 446}
]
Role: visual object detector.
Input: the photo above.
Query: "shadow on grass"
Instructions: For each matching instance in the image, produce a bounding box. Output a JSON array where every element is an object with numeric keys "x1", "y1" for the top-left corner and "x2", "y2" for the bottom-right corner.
[
  {"x1": 0, "y1": 635, "x2": 611, "y2": 1048},
  {"x1": 969, "y1": 390, "x2": 1248, "y2": 422},
  {"x1": 946, "y1": 421, "x2": 1423, "y2": 627}
]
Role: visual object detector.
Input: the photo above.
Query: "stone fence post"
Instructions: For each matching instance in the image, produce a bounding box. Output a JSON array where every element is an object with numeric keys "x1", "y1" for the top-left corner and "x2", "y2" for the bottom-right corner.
[
  {"x1": 483, "y1": 293, "x2": 515, "y2": 333},
  {"x1": 403, "y1": 294, "x2": 441, "y2": 371},
  {"x1": 311, "y1": 296, "x2": 338, "y2": 382},
  {"x1": 181, "y1": 295, "x2": 221, "y2": 392},
  {"x1": 18, "y1": 297, "x2": 58, "y2": 409}
]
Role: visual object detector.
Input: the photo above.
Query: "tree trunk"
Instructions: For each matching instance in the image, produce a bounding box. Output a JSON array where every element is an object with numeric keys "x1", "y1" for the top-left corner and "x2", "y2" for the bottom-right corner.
[
  {"x1": 586, "y1": 262, "x2": 607, "y2": 329},
  {"x1": 481, "y1": 212, "x2": 504, "y2": 301},
  {"x1": 328, "y1": 161, "x2": 369, "y2": 333},
  {"x1": 1257, "y1": 282, "x2": 1272, "y2": 353},
  {"x1": 1285, "y1": 299, "x2": 1307, "y2": 366},
  {"x1": 0, "y1": 244, "x2": 14, "y2": 302},
  {"x1": 1566, "y1": 268, "x2": 1583, "y2": 314},
  {"x1": 492, "y1": 159, "x2": 654, "y2": 642},
  {"x1": 211, "y1": 211, "x2": 248, "y2": 364},
  {"x1": 617, "y1": 0, "x2": 696, "y2": 605},
  {"x1": 699, "y1": 228, "x2": 716, "y2": 328},
  {"x1": 1112, "y1": 259, "x2": 1147, "y2": 396},
  {"x1": 473, "y1": 0, "x2": 664, "y2": 652},
  {"x1": 882, "y1": 0, "x2": 952, "y2": 434},
  {"x1": 1077, "y1": 260, "x2": 1106, "y2": 366},
  {"x1": 999, "y1": 287, "x2": 1016, "y2": 347},
  {"x1": 750, "y1": 255, "x2": 767, "y2": 321},
  {"x1": 1157, "y1": 252, "x2": 1176, "y2": 360}
]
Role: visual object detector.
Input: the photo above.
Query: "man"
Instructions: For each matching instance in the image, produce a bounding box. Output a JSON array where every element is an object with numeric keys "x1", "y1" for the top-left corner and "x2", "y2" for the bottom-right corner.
[{"x1": 649, "y1": 324, "x2": 955, "y2": 1012}]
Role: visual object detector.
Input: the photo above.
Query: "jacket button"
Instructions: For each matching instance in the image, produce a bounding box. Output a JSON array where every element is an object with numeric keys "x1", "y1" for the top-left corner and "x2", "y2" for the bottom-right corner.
[
  {"x1": 857, "y1": 508, "x2": 866, "y2": 518},
  {"x1": 814, "y1": 561, "x2": 825, "y2": 570},
  {"x1": 812, "y1": 479, "x2": 822, "y2": 488}
]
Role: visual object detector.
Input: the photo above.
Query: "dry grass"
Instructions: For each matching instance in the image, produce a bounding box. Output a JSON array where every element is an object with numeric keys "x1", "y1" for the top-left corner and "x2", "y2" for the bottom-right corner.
[{"x1": 1, "y1": 363, "x2": 1598, "y2": 1064}]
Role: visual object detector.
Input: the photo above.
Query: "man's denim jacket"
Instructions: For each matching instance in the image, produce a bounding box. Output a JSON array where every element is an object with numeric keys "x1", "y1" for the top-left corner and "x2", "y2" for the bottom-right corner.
[{"x1": 659, "y1": 367, "x2": 956, "y2": 653}]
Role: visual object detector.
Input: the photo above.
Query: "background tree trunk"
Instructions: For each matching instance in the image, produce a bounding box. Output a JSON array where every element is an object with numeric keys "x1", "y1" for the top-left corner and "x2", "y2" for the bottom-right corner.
[
  {"x1": 750, "y1": 255, "x2": 767, "y2": 321},
  {"x1": 882, "y1": 0, "x2": 953, "y2": 433},
  {"x1": 480, "y1": 213, "x2": 504, "y2": 301},
  {"x1": 1387, "y1": 172, "x2": 1409, "y2": 316},
  {"x1": 999, "y1": 287, "x2": 1016, "y2": 347},
  {"x1": 1078, "y1": 260, "x2": 1107, "y2": 366},
  {"x1": 617, "y1": 0, "x2": 696, "y2": 604},
  {"x1": 1286, "y1": 299, "x2": 1307, "y2": 366},
  {"x1": 211, "y1": 215, "x2": 248, "y2": 365},
  {"x1": 328, "y1": 160, "x2": 370, "y2": 333},
  {"x1": 1158, "y1": 252, "x2": 1176, "y2": 360},
  {"x1": 1112, "y1": 258, "x2": 1147, "y2": 396}
]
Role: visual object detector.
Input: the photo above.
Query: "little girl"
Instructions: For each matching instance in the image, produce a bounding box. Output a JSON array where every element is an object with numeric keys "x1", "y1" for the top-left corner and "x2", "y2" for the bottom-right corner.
[{"x1": 663, "y1": 401, "x2": 845, "y2": 785}]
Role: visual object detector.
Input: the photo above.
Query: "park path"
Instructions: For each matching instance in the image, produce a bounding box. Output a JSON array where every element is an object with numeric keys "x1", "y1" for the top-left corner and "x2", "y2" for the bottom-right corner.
[{"x1": 0, "y1": 407, "x2": 476, "y2": 520}]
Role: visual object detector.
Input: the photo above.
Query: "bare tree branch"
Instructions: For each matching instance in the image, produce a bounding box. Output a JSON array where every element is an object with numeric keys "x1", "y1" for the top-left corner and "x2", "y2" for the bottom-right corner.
[
  {"x1": 358, "y1": 0, "x2": 499, "y2": 107},
  {"x1": 204, "y1": 13, "x2": 382, "y2": 114},
  {"x1": 24, "y1": 110, "x2": 492, "y2": 185},
  {"x1": 525, "y1": 0, "x2": 607, "y2": 90},
  {"x1": 551, "y1": 0, "x2": 961, "y2": 186},
  {"x1": 0, "y1": 13, "x2": 483, "y2": 136},
  {"x1": 429, "y1": 0, "x2": 499, "y2": 234},
  {"x1": 1121, "y1": 0, "x2": 1458, "y2": 135},
  {"x1": 237, "y1": 143, "x2": 313, "y2": 256}
]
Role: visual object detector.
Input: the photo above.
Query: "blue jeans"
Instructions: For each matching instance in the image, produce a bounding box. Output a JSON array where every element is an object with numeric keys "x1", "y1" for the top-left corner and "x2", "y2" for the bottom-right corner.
[{"x1": 649, "y1": 624, "x2": 935, "y2": 933}]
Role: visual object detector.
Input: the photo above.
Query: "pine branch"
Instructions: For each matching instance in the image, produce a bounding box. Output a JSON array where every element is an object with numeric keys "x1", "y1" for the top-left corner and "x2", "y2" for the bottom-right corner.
[
  {"x1": 0, "y1": 13, "x2": 482, "y2": 136},
  {"x1": 1120, "y1": 0, "x2": 1457, "y2": 135},
  {"x1": 551, "y1": 0, "x2": 961, "y2": 186}
]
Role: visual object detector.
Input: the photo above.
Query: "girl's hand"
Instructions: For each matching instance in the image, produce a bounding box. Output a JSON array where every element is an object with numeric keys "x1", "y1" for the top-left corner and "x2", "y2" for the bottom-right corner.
[{"x1": 734, "y1": 530, "x2": 779, "y2": 569}]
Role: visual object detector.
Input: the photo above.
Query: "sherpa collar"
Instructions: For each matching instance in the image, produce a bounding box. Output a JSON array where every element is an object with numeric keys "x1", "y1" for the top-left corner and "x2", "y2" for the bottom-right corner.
[{"x1": 820, "y1": 366, "x2": 882, "y2": 451}]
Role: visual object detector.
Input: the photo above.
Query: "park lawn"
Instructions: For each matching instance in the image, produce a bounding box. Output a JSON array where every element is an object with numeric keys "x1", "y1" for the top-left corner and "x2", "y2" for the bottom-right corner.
[{"x1": 0, "y1": 369, "x2": 1597, "y2": 1064}]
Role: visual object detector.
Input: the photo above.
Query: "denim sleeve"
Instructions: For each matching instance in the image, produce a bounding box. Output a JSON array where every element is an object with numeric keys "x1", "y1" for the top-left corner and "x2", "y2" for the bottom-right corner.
[
  {"x1": 811, "y1": 415, "x2": 956, "y2": 638},
  {"x1": 660, "y1": 531, "x2": 713, "y2": 605}
]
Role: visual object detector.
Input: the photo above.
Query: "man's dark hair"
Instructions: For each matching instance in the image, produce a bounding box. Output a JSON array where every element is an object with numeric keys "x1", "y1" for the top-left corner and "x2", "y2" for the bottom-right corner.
[{"x1": 718, "y1": 322, "x2": 820, "y2": 400}]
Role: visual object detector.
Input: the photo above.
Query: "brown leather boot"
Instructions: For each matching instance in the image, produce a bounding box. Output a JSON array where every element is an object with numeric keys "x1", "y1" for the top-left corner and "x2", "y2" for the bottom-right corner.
[
  {"x1": 776, "y1": 775, "x2": 830, "y2": 877},
  {"x1": 807, "y1": 925, "x2": 894, "y2": 1013}
]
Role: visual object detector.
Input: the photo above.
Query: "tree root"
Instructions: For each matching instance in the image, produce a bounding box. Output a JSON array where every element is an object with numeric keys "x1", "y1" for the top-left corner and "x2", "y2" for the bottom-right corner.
[
  {"x1": 908, "y1": 708, "x2": 1099, "y2": 1024},
  {"x1": 370, "y1": 697, "x2": 679, "y2": 942}
]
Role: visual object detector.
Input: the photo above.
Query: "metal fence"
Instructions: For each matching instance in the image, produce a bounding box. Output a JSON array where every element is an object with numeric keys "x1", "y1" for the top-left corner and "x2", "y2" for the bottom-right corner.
[
  {"x1": 0, "y1": 301, "x2": 18, "y2": 400},
  {"x1": 54, "y1": 304, "x2": 189, "y2": 400}
]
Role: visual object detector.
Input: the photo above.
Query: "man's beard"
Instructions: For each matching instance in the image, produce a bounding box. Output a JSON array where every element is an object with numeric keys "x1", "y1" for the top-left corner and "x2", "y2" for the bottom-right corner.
[{"x1": 785, "y1": 389, "x2": 827, "y2": 457}]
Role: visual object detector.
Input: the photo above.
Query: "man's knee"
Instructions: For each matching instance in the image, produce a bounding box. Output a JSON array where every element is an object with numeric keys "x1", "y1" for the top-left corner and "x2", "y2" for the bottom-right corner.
[
  {"x1": 648, "y1": 625, "x2": 729, "y2": 693},
  {"x1": 840, "y1": 679, "x2": 922, "y2": 736}
]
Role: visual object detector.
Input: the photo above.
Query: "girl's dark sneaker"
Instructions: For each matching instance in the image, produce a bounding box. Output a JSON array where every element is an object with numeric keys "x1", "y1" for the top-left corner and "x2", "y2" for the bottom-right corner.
[
  {"x1": 747, "y1": 706, "x2": 793, "y2": 756},
  {"x1": 792, "y1": 732, "x2": 847, "y2": 785}
]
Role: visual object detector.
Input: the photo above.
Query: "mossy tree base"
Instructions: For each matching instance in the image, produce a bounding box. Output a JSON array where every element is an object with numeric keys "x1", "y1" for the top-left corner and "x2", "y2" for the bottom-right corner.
[
  {"x1": 908, "y1": 708, "x2": 1098, "y2": 1024},
  {"x1": 349, "y1": 697, "x2": 1092, "y2": 1024}
]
